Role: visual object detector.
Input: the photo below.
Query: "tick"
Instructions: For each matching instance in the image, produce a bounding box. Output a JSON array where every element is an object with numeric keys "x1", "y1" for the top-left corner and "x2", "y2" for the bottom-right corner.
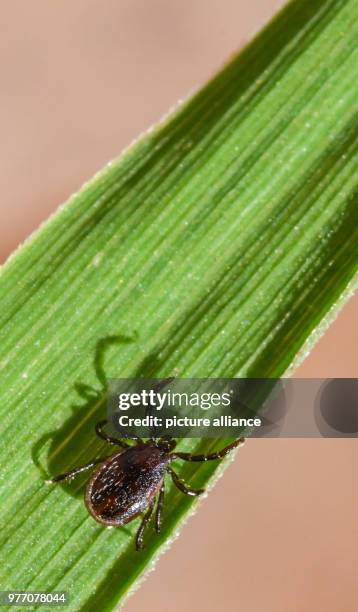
[{"x1": 48, "y1": 422, "x2": 245, "y2": 550}]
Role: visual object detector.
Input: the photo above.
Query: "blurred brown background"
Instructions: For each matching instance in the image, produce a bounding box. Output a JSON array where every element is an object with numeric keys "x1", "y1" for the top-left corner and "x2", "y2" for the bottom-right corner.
[{"x1": 1, "y1": 2, "x2": 357, "y2": 611}]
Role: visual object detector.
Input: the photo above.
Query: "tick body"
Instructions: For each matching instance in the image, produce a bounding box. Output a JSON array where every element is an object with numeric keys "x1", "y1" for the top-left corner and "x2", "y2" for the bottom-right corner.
[
  {"x1": 85, "y1": 443, "x2": 170, "y2": 527},
  {"x1": 48, "y1": 421, "x2": 244, "y2": 550}
]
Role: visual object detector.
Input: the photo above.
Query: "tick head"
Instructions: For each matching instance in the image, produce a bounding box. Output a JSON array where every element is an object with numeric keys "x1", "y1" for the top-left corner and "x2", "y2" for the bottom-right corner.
[{"x1": 156, "y1": 436, "x2": 176, "y2": 454}]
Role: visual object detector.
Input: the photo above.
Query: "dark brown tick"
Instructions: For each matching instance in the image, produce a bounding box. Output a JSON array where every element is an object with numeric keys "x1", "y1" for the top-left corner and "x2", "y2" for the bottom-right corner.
[{"x1": 48, "y1": 421, "x2": 245, "y2": 550}]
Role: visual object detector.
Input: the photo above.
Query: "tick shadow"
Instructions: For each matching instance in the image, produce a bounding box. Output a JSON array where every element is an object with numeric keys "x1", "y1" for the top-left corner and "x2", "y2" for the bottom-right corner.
[{"x1": 32, "y1": 334, "x2": 164, "y2": 500}]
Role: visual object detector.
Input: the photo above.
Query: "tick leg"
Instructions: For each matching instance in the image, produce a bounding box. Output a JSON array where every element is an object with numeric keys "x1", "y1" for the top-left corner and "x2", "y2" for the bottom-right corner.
[
  {"x1": 172, "y1": 437, "x2": 245, "y2": 462},
  {"x1": 135, "y1": 501, "x2": 155, "y2": 551},
  {"x1": 95, "y1": 420, "x2": 130, "y2": 448},
  {"x1": 46, "y1": 456, "x2": 111, "y2": 483},
  {"x1": 155, "y1": 482, "x2": 165, "y2": 533},
  {"x1": 167, "y1": 466, "x2": 204, "y2": 496}
]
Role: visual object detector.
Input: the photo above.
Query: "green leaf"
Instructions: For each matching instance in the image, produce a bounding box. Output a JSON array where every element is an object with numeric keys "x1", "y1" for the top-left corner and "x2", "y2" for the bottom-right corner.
[{"x1": 0, "y1": 0, "x2": 357, "y2": 609}]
